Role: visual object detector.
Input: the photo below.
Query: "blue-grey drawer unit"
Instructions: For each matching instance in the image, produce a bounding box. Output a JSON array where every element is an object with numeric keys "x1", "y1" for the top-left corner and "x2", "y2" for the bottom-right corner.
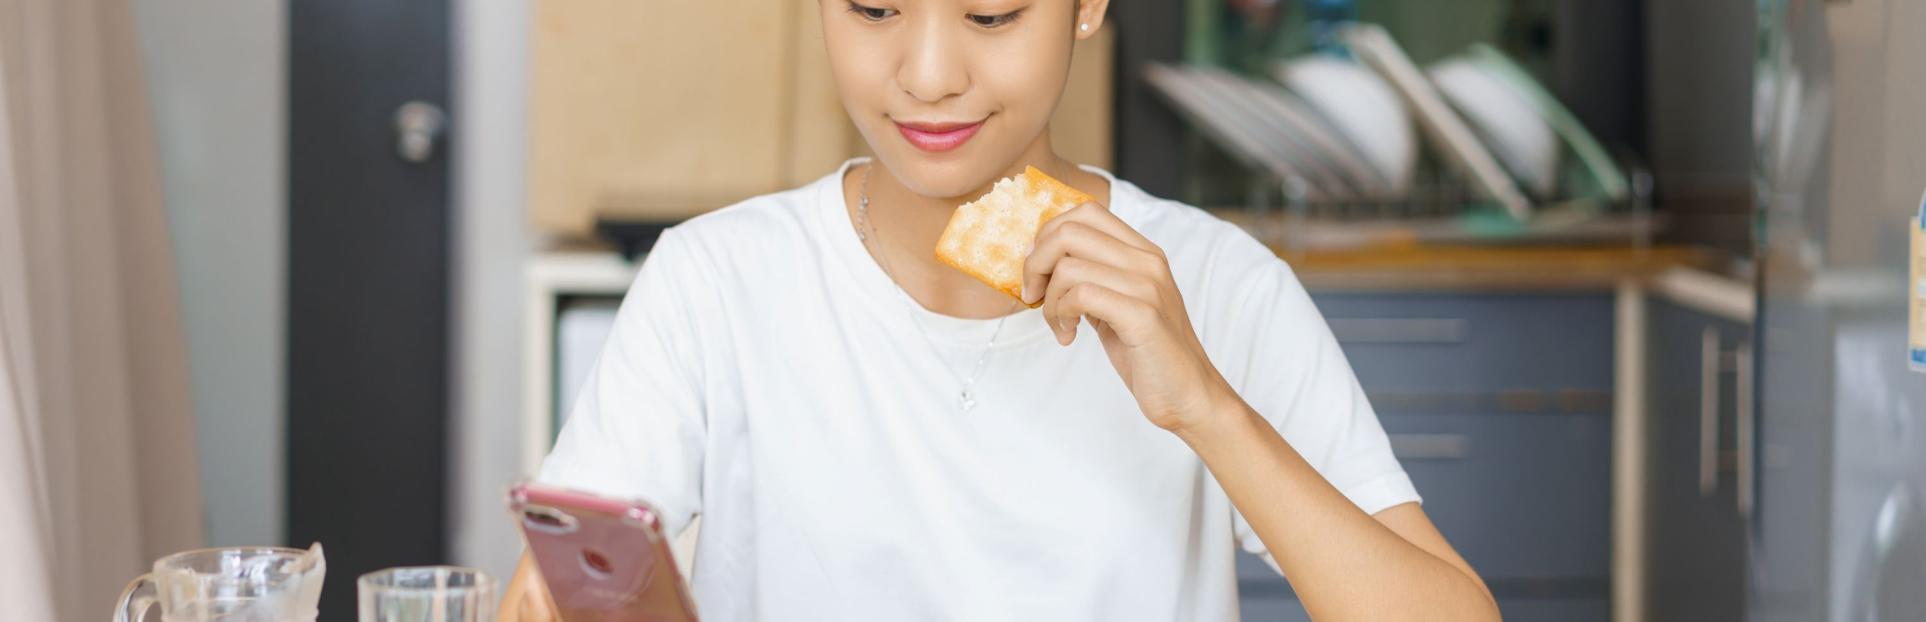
[
  {"x1": 1311, "y1": 293, "x2": 1616, "y2": 395},
  {"x1": 1235, "y1": 292, "x2": 1615, "y2": 621}
]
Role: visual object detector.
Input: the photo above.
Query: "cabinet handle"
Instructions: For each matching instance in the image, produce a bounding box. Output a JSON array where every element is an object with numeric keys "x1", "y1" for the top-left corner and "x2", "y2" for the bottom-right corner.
[
  {"x1": 1736, "y1": 341, "x2": 1755, "y2": 516},
  {"x1": 393, "y1": 101, "x2": 446, "y2": 163},
  {"x1": 1699, "y1": 326, "x2": 1720, "y2": 496},
  {"x1": 1326, "y1": 318, "x2": 1467, "y2": 344},
  {"x1": 1389, "y1": 433, "x2": 1469, "y2": 460}
]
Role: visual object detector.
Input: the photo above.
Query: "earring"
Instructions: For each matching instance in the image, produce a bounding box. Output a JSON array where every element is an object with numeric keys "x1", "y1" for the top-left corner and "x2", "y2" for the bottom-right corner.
[{"x1": 1079, "y1": 23, "x2": 1090, "y2": 32}]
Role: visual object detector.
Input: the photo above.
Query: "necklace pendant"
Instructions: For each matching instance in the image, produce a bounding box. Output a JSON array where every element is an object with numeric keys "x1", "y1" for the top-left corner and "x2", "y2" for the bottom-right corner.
[{"x1": 958, "y1": 390, "x2": 977, "y2": 412}]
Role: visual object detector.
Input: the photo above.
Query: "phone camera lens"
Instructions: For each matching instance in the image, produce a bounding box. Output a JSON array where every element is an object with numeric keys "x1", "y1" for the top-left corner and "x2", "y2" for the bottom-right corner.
[{"x1": 582, "y1": 549, "x2": 614, "y2": 576}]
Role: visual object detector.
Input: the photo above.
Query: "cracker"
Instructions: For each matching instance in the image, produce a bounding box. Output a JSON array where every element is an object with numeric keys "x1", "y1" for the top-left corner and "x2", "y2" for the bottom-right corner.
[{"x1": 934, "y1": 166, "x2": 1096, "y2": 307}]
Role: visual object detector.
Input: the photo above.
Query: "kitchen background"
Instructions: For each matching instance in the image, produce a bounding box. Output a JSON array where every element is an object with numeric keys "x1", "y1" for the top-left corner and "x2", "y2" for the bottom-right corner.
[{"x1": 117, "y1": 0, "x2": 1921, "y2": 620}]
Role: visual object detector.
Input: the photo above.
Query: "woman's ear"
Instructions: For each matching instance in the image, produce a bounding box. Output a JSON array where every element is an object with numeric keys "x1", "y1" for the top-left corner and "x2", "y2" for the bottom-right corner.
[{"x1": 1074, "y1": 0, "x2": 1111, "y2": 40}]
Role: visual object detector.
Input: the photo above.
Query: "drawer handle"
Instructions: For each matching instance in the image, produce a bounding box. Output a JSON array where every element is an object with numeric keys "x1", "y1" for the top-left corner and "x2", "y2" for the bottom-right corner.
[
  {"x1": 1390, "y1": 433, "x2": 1470, "y2": 460},
  {"x1": 1699, "y1": 326, "x2": 1720, "y2": 496},
  {"x1": 1327, "y1": 318, "x2": 1467, "y2": 344},
  {"x1": 1367, "y1": 390, "x2": 1611, "y2": 415},
  {"x1": 1736, "y1": 341, "x2": 1754, "y2": 516}
]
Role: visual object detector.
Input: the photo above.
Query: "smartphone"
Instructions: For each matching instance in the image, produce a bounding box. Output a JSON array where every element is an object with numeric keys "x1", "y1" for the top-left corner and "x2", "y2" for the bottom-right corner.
[{"x1": 508, "y1": 483, "x2": 700, "y2": 622}]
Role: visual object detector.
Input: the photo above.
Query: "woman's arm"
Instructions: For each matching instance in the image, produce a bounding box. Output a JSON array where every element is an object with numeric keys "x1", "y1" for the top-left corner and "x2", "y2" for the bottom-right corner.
[
  {"x1": 1024, "y1": 203, "x2": 1497, "y2": 620},
  {"x1": 1179, "y1": 389, "x2": 1496, "y2": 620}
]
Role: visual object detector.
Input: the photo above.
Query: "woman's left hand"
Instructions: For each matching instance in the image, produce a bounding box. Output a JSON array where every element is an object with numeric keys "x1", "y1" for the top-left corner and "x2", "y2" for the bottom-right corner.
[{"x1": 1022, "y1": 203, "x2": 1237, "y2": 433}]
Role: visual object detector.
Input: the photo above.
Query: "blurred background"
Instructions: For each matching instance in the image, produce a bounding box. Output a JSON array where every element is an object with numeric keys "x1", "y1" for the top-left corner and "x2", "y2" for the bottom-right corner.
[{"x1": 3, "y1": 0, "x2": 1923, "y2": 620}]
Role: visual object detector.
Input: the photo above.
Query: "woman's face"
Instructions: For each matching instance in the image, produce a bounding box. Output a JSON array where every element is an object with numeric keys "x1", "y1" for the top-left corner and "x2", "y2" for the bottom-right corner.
[{"x1": 820, "y1": 0, "x2": 1106, "y2": 199}]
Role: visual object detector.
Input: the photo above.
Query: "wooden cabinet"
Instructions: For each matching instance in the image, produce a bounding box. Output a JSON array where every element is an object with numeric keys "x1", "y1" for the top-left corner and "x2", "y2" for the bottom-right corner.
[
  {"x1": 528, "y1": 0, "x2": 1114, "y2": 235},
  {"x1": 1643, "y1": 298, "x2": 1750, "y2": 622},
  {"x1": 528, "y1": 0, "x2": 857, "y2": 234}
]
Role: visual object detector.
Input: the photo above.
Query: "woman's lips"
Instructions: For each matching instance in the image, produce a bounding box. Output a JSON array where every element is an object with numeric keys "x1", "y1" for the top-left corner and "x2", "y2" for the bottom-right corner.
[{"x1": 895, "y1": 119, "x2": 985, "y2": 153}]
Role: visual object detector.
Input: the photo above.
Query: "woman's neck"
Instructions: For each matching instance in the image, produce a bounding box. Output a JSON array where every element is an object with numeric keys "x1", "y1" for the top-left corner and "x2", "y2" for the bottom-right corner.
[{"x1": 842, "y1": 139, "x2": 1111, "y2": 320}]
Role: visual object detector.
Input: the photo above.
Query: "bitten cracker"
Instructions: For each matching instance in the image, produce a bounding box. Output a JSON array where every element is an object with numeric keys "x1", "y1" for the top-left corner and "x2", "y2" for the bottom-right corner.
[{"x1": 934, "y1": 166, "x2": 1097, "y2": 307}]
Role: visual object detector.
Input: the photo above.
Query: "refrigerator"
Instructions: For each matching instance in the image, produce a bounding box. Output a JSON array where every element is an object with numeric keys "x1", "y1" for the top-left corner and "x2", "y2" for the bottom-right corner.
[{"x1": 1752, "y1": 0, "x2": 1926, "y2": 620}]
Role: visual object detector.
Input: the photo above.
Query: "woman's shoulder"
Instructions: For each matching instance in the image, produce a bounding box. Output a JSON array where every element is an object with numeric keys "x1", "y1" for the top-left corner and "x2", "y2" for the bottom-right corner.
[
  {"x1": 670, "y1": 183, "x2": 823, "y2": 245},
  {"x1": 653, "y1": 172, "x2": 842, "y2": 270},
  {"x1": 1107, "y1": 176, "x2": 1283, "y2": 276}
]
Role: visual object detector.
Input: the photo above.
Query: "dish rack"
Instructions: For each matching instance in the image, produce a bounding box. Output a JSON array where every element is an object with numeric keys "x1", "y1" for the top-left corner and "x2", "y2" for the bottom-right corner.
[
  {"x1": 1143, "y1": 32, "x2": 1659, "y2": 254},
  {"x1": 1225, "y1": 161, "x2": 1657, "y2": 255}
]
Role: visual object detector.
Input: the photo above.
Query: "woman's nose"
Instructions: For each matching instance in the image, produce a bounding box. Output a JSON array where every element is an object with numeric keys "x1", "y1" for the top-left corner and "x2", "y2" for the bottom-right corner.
[{"x1": 896, "y1": 17, "x2": 970, "y2": 103}]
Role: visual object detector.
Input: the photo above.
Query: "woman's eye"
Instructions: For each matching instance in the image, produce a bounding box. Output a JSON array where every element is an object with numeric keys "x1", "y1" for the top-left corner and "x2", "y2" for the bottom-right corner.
[
  {"x1": 847, "y1": 3, "x2": 896, "y2": 21},
  {"x1": 967, "y1": 11, "x2": 1022, "y2": 28}
]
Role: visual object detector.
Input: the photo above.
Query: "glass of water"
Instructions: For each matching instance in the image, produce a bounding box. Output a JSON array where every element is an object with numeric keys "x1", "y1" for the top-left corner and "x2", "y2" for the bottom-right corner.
[{"x1": 358, "y1": 566, "x2": 497, "y2": 622}]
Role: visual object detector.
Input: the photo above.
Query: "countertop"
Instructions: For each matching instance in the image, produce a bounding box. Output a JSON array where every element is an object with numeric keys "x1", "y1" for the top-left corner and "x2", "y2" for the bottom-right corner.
[
  {"x1": 1279, "y1": 244, "x2": 1728, "y2": 292},
  {"x1": 538, "y1": 228, "x2": 1738, "y2": 296}
]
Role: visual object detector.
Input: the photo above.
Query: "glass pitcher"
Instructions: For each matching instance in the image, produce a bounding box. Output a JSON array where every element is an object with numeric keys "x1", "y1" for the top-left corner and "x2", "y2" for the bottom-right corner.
[{"x1": 115, "y1": 543, "x2": 326, "y2": 622}]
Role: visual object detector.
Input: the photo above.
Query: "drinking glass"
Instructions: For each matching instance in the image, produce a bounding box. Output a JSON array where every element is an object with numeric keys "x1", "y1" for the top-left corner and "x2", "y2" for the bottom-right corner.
[{"x1": 357, "y1": 566, "x2": 497, "y2": 622}]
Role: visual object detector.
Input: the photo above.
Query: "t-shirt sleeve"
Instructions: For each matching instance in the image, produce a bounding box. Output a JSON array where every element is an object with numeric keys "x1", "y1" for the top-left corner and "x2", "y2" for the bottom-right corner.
[
  {"x1": 537, "y1": 229, "x2": 714, "y2": 538},
  {"x1": 1193, "y1": 223, "x2": 1421, "y2": 561}
]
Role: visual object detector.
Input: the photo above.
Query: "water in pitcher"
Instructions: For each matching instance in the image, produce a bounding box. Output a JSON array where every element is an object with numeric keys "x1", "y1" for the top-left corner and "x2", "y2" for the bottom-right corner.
[{"x1": 157, "y1": 597, "x2": 319, "y2": 622}]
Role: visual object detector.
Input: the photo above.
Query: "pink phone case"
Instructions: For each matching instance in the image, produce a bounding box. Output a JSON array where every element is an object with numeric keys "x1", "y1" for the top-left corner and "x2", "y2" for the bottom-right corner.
[{"x1": 509, "y1": 483, "x2": 700, "y2": 622}]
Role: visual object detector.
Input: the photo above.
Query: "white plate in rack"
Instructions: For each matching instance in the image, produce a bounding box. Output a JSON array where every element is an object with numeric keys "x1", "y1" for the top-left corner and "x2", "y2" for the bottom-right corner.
[{"x1": 1339, "y1": 23, "x2": 1533, "y2": 220}]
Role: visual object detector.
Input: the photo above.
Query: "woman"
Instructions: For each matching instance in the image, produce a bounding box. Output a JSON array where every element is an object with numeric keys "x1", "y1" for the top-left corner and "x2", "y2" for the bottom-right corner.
[{"x1": 504, "y1": 0, "x2": 1497, "y2": 619}]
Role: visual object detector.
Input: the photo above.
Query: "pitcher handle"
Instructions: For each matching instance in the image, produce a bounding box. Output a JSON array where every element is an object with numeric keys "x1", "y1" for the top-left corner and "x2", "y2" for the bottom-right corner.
[{"x1": 114, "y1": 573, "x2": 157, "y2": 622}]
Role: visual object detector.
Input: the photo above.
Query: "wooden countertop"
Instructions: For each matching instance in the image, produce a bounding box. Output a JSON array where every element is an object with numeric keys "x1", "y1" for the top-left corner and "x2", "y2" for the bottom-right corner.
[
  {"x1": 1280, "y1": 244, "x2": 1727, "y2": 292},
  {"x1": 536, "y1": 232, "x2": 1734, "y2": 294}
]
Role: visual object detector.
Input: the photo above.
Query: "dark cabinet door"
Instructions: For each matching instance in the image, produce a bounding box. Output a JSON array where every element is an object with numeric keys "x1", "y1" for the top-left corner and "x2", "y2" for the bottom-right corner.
[
  {"x1": 287, "y1": 0, "x2": 451, "y2": 618},
  {"x1": 1645, "y1": 299, "x2": 1749, "y2": 621}
]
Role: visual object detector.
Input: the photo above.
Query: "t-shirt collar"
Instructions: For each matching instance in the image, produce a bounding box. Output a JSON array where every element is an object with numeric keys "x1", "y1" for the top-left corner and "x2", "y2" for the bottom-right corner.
[{"x1": 813, "y1": 157, "x2": 1128, "y2": 350}]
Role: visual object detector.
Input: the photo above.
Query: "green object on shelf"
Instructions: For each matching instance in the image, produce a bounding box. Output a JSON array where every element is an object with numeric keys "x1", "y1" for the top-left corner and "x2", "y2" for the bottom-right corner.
[
  {"x1": 1456, "y1": 206, "x2": 1530, "y2": 236},
  {"x1": 1185, "y1": 0, "x2": 1221, "y2": 66},
  {"x1": 1453, "y1": 199, "x2": 1612, "y2": 239},
  {"x1": 1185, "y1": 0, "x2": 1296, "y2": 72}
]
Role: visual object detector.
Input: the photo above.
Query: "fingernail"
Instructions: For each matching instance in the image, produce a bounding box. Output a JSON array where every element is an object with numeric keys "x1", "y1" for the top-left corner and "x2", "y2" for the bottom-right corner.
[{"x1": 1021, "y1": 285, "x2": 1035, "y2": 305}]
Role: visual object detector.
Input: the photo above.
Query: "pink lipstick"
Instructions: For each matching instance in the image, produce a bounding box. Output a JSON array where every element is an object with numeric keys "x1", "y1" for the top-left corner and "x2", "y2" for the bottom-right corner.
[{"x1": 895, "y1": 119, "x2": 985, "y2": 152}]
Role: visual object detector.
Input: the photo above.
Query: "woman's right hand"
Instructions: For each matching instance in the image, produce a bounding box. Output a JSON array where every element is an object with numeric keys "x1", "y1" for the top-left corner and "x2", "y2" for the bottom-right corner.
[{"x1": 499, "y1": 552, "x2": 559, "y2": 622}]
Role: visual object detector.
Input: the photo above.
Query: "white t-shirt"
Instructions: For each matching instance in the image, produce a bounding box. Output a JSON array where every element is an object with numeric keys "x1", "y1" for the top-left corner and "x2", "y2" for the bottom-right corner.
[{"x1": 539, "y1": 159, "x2": 1419, "y2": 621}]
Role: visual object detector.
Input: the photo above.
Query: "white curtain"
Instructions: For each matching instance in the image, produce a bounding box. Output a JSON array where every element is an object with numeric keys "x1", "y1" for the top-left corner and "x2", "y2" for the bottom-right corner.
[{"x1": 0, "y1": 0, "x2": 205, "y2": 619}]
